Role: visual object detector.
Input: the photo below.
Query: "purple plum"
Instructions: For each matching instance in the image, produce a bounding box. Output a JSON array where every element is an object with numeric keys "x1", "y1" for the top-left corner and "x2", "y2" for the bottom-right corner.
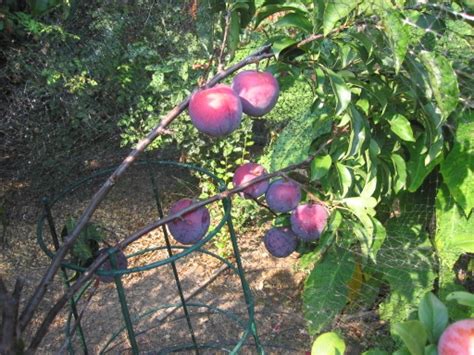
[
  {"x1": 264, "y1": 227, "x2": 298, "y2": 258},
  {"x1": 290, "y1": 202, "x2": 329, "y2": 241},
  {"x1": 265, "y1": 179, "x2": 301, "y2": 213},
  {"x1": 188, "y1": 84, "x2": 242, "y2": 137},
  {"x1": 232, "y1": 162, "x2": 269, "y2": 199},
  {"x1": 167, "y1": 198, "x2": 210, "y2": 244},
  {"x1": 231, "y1": 70, "x2": 280, "y2": 117},
  {"x1": 96, "y1": 248, "x2": 128, "y2": 283}
]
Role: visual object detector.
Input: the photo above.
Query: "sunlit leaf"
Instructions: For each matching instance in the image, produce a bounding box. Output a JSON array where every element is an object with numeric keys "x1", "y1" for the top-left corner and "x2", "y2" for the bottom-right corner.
[
  {"x1": 440, "y1": 114, "x2": 474, "y2": 215},
  {"x1": 310, "y1": 154, "x2": 332, "y2": 181},
  {"x1": 303, "y1": 247, "x2": 355, "y2": 335},
  {"x1": 380, "y1": 10, "x2": 410, "y2": 73},
  {"x1": 326, "y1": 69, "x2": 351, "y2": 116},
  {"x1": 322, "y1": 0, "x2": 358, "y2": 36},
  {"x1": 311, "y1": 332, "x2": 346, "y2": 355},
  {"x1": 419, "y1": 51, "x2": 460, "y2": 118},
  {"x1": 388, "y1": 114, "x2": 416, "y2": 142},
  {"x1": 392, "y1": 320, "x2": 427, "y2": 355}
]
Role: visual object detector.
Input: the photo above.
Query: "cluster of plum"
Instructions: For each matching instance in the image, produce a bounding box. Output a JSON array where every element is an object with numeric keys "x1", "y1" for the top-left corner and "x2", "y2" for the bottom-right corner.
[
  {"x1": 166, "y1": 70, "x2": 329, "y2": 258},
  {"x1": 167, "y1": 162, "x2": 329, "y2": 258},
  {"x1": 188, "y1": 69, "x2": 280, "y2": 136},
  {"x1": 232, "y1": 162, "x2": 329, "y2": 258}
]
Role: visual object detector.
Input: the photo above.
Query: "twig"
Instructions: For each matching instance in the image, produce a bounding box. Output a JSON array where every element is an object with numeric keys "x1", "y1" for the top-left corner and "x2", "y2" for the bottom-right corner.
[{"x1": 217, "y1": 8, "x2": 233, "y2": 72}]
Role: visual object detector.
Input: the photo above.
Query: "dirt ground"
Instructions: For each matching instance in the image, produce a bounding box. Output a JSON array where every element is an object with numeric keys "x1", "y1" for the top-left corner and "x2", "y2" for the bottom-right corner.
[{"x1": 1, "y1": 159, "x2": 312, "y2": 354}]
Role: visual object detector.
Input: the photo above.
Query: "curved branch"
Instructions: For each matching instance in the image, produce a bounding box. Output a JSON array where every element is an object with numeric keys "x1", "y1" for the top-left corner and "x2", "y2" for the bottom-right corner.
[{"x1": 19, "y1": 44, "x2": 274, "y2": 334}]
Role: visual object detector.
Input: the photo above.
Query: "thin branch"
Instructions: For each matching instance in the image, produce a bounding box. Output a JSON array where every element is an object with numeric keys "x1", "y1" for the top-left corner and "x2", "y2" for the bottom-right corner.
[{"x1": 218, "y1": 8, "x2": 233, "y2": 72}]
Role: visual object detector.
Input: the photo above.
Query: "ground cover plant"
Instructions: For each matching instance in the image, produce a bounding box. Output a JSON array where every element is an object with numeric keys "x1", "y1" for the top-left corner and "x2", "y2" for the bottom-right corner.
[{"x1": 1, "y1": 0, "x2": 473, "y2": 353}]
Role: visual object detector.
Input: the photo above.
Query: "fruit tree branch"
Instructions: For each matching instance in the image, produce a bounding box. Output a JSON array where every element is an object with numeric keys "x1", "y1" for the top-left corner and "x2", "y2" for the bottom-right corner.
[{"x1": 19, "y1": 44, "x2": 274, "y2": 335}]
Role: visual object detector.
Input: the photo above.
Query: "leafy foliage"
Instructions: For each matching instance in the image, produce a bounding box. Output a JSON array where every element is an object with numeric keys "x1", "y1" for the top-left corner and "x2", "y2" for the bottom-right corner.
[{"x1": 61, "y1": 218, "x2": 104, "y2": 263}]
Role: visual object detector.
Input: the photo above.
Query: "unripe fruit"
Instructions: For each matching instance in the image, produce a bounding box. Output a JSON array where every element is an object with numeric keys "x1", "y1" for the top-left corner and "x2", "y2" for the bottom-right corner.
[
  {"x1": 265, "y1": 179, "x2": 302, "y2": 213},
  {"x1": 264, "y1": 227, "x2": 298, "y2": 258},
  {"x1": 290, "y1": 203, "x2": 329, "y2": 241},
  {"x1": 188, "y1": 84, "x2": 242, "y2": 137},
  {"x1": 168, "y1": 198, "x2": 211, "y2": 244},
  {"x1": 232, "y1": 162, "x2": 269, "y2": 199},
  {"x1": 231, "y1": 70, "x2": 280, "y2": 117},
  {"x1": 438, "y1": 319, "x2": 474, "y2": 355},
  {"x1": 97, "y1": 248, "x2": 128, "y2": 283}
]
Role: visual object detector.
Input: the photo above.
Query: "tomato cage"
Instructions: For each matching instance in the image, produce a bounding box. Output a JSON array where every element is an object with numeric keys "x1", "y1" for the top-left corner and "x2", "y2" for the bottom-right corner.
[{"x1": 36, "y1": 159, "x2": 264, "y2": 354}]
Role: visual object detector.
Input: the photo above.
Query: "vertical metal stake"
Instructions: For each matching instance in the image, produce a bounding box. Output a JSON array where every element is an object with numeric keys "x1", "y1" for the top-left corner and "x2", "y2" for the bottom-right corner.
[
  {"x1": 223, "y1": 198, "x2": 265, "y2": 355},
  {"x1": 109, "y1": 250, "x2": 139, "y2": 354},
  {"x1": 145, "y1": 158, "x2": 200, "y2": 355}
]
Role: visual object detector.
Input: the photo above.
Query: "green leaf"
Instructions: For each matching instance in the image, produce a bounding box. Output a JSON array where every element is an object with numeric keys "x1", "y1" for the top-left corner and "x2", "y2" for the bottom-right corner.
[
  {"x1": 419, "y1": 51, "x2": 460, "y2": 119},
  {"x1": 418, "y1": 292, "x2": 449, "y2": 343},
  {"x1": 435, "y1": 184, "x2": 474, "y2": 261},
  {"x1": 271, "y1": 109, "x2": 332, "y2": 171},
  {"x1": 391, "y1": 154, "x2": 407, "y2": 193},
  {"x1": 347, "y1": 105, "x2": 368, "y2": 158},
  {"x1": 446, "y1": 291, "x2": 474, "y2": 309},
  {"x1": 362, "y1": 350, "x2": 389, "y2": 355},
  {"x1": 335, "y1": 162, "x2": 352, "y2": 197},
  {"x1": 234, "y1": 0, "x2": 256, "y2": 28},
  {"x1": 407, "y1": 134, "x2": 443, "y2": 192},
  {"x1": 440, "y1": 115, "x2": 474, "y2": 216},
  {"x1": 326, "y1": 69, "x2": 351, "y2": 116},
  {"x1": 303, "y1": 247, "x2": 355, "y2": 335},
  {"x1": 275, "y1": 12, "x2": 312, "y2": 33},
  {"x1": 255, "y1": 3, "x2": 308, "y2": 28},
  {"x1": 310, "y1": 154, "x2": 332, "y2": 181},
  {"x1": 380, "y1": 10, "x2": 410, "y2": 73},
  {"x1": 393, "y1": 348, "x2": 411, "y2": 355},
  {"x1": 392, "y1": 320, "x2": 427, "y2": 355},
  {"x1": 322, "y1": 0, "x2": 358, "y2": 35},
  {"x1": 424, "y1": 345, "x2": 437, "y2": 355},
  {"x1": 311, "y1": 332, "x2": 346, "y2": 355},
  {"x1": 271, "y1": 36, "x2": 298, "y2": 59},
  {"x1": 343, "y1": 197, "x2": 377, "y2": 210},
  {"x1": 388, "y1": 114, "x2": 416, "y2": 142},
  {"x1": 370, "y1": 217, "x2": 387, "y2": 261}
]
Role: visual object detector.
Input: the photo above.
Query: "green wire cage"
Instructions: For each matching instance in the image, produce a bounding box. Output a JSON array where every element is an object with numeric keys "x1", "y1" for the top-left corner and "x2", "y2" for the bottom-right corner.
[{"x1": 36, "y1": 159, "x2": 265, "y2": 354}]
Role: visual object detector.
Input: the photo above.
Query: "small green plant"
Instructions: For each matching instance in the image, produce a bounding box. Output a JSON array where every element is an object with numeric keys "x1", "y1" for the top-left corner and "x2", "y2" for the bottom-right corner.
[{"x1": 61, "y1": 217, "x2": 104, "y2": 267}]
